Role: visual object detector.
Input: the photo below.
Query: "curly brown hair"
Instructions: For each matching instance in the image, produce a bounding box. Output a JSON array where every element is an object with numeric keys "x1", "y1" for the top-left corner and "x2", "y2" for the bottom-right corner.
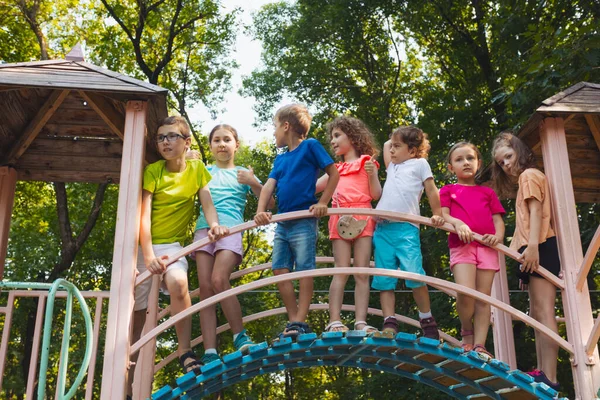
[
  {"x1": 491, "y1": 130, "x2": 536, "y2": 198},
  {"x1": 326, "y1": 116, "x2": 379, "y2": 161},
  {"x1": 391, "y1": 125, "x2": 430, "y2": 159}
]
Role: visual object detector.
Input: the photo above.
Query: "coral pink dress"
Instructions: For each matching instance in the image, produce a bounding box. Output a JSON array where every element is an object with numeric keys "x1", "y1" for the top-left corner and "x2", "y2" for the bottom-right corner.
[{"x1": 328, "y1": 155, "x2": 379, "y2": 240}]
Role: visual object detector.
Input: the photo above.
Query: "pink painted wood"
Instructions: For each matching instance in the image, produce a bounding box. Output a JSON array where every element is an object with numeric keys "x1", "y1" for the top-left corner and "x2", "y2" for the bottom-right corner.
[
  {"x1": 135, "y1": 209, "x2": 564, "y2": 290},
  {"x1": 130, "y1": 267, "x2": 573, "y2": 358},
  {"x1": 25, "y1": 296, "x2": 46, "y2": 398},
  {"x1": 0, "y1": 292, "x2": 15, "y2": 390},
  {"x1": 0, "y1": 167, "x2": 17, "y2": 281},
  {"x1": 540, "y1": 117, "x2": 600, "y2": 397},
  {"x1": 154, "y1": 303, "x2": 461, "y2": 372},
  {"x1": 100, "y1": 100, "x2": 147, "y2": 400},
  {"x1": 85, "y1": 298, "x2": 105, "y2": 400},
  {"x1": 491, "y1": 254, "x2": 517, "y2": 369},
  {"x1": 576, "y1": 224, "x2": 600, "y2": 291},
  {"x1": 587, "y1": 317, "x2": 600, "y2": 357},
  {"x1": 133, "y1": 276, "x2": 160, "y2": 400}
]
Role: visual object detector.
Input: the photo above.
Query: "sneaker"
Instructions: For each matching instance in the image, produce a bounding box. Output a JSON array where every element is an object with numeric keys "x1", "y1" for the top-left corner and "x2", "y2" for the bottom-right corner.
[
  {"x1": 527, "y1": 369, "x2": 560, "y2": 391},
  {"x1": 419, "y1": 316, "x2": 440, "y2": 340},
  {"x1": 233, "y1": 328, "x2": 255, "y2": 353},
  {"x1": 200, "y1": 352, "x2": 221, "y2": 365}
]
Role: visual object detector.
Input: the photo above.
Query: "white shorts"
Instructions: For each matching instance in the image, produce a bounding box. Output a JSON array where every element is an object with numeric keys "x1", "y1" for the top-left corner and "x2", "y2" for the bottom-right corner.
[{"x1": 134, "y1": 243, "x2": 188, "y2": 311}]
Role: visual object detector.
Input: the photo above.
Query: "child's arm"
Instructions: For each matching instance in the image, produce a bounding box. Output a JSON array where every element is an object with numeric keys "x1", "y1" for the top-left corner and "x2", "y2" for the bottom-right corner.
[
  {"x1": 520, "y1": 198, "x2": 542, "y2": 273},
  {"x1": 482, "y1": 214, "x2": 505, "y2": 247},
  {"x1": 424, "y1": 178, "x2": 444, "y2": 227},
  {"x1": 198, "y1": 186, "x2": 229, "y2": 240},
  {"x1": 441, "y1": 206, "x2": 473, "y2": 243},
  {"x1": 238, "y1": 166, "x2": 275, "y2": 209},
  {"x1": 364, "y1": 156, "x2": 382, "y2": 200},
  {"x1": 254, "y1": 178, "x2": 276, "y2": 225},
  {"x1": 310, "y1": 164, "x2": 339, "y2": 217},
  {"x1": 315, "y1": 174, "x2": 329, "y2": 194},
  {"x1": 383, "y1": 140, "x2": 392, "y2": 169},
  {"x1": 140, "y1": 190, "x2": 166, "y2": 274}
]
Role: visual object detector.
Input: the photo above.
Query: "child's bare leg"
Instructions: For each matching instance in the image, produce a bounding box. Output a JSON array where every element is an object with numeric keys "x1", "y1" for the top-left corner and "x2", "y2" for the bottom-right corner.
[
  {"x1": 529, "y1": 299, "x2": 543, "y2": 368},
  {"x1": 274, "y1": 268, "x2": 298, "y2": 322},
  {"x1": 329, "y1": 240, "x2": 351, "y2": 325},
  {"x1": 164, "y1": 268, "x2": 193, "y2": 355},
  {"x1": 529, "y1": 276, "x2": 559, "y2": 382},
  {"x1": 211, "y1": 250, "x2": 243, "y2": 333},
  {"x1": 380, "y1": 290, "x2": 396, "y2": 318},
  {"x1": 474, "y1": 269, "x2": 495, "y2": 346},
  {"x1": 452, "y1": 264, "x2": 477, "y2": 344},
  {"x1": 412, "y1": 285, "x2": 431, "y2": 314},
  {"x1": 297, "y1": 277, "x2": 314, "y2": 322},
  {"x1": 196, "y1": 252, "x2": 218, "y2": 350},
  {"x1": 352, "y1": 237, "x2": 373, "y2": 327},
  {"x1": 126, "y1": 309, "x2": 146, "y2": 397}
]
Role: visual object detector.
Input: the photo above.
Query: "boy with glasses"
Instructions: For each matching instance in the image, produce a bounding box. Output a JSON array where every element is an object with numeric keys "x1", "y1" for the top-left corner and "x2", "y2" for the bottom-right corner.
[{"x1": 127, "y1": 116, "x2": 228, "y2": 399}]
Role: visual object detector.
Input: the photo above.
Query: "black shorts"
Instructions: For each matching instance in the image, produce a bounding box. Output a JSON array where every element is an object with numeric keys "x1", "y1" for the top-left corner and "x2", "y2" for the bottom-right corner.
[{"x1": 517, "y1": 236, "x2": 561, "y2": 284}]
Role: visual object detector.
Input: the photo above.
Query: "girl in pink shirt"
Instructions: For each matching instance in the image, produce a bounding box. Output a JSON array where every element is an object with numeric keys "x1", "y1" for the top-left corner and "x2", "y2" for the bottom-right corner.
[
  {"x1": 440, "y1": 142, "x2": 505, "y2": 357},
  {"x1": 316, "y1": 116, "x2": 382, "y2": 334}
]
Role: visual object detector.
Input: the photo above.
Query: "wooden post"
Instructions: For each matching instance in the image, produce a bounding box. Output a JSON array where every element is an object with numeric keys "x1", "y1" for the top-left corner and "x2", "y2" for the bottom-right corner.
[
  {"x1": 0, "y1": 167, "x2": 17, "y2": 281},
  {"x1": 539, "y1": 117, "x2": 600, "y2": 398},
  {"x1": 100, "y1": 100, "x2": 147, "y2": 399},
  {"x1": 491, "y1": 254, "x2": 517, "y2": 368},
  {"x1": 132, "y1": 276, "x2": 160, "y2": 399}
]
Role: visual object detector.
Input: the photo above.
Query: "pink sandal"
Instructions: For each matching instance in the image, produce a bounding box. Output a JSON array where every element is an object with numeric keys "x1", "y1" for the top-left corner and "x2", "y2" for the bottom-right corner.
[{"x1": 460, "y1": 329, "x2": 474, "y2": 351}]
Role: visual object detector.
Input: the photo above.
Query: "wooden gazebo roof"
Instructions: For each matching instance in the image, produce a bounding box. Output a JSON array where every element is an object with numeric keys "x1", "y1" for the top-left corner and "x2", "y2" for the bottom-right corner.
[
  {"x1": 0, "y1": 49, "x2": 167, "y2": 183},
  {"x1": 518, "y1": 82, "x2": 600, "y2": 203}
]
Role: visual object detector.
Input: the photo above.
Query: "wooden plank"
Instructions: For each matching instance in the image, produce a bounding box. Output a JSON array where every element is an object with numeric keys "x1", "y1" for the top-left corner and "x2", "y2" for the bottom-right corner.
[
  {"x1": 42, "y1": 123, "x2": 115, "y2": 138},
  {"x1": 541, "y1": 82, "x2": 587, "y2": 106},
  {"x1": 27, "y1": 137, "x2": 123, "y2": 157},
  {"x1": 584, "y1": 114, "x2": 600, "y2": 152},
  {"x1": 79, "y1": 91, "x2": 125, "y2": 140},
  {"x1": 575, "y1": 192, "x2": 600, "y2": 204},
  {"x1": 78, "y1": 62, "x2": 167, "y2": 93},
  {"x1": 572, "y1": 177, "x2": 600, "y2": 190},
  {"x1": 47, "y1": 108, "x2": 108, "y2": 126},
  {"x1": 565, "y1": 133, "x2": 600, "y2": 148},
  {"x1": 0, "y1": 71, "x2": 137, "y2": 88},
  {"x1": 0, "y1": 59, "x2": 68, "y2": 69},
  {"x1": 17, "y1": 169, "x2": 120, "y2": 183},
  {"x1": 15, "y1": 153, "x2": 121, "y2": 173},
  {"x1": 538, "y1": 104, "x2": 600, "y2": 113},
  {"x1": 4, "y1": 89, "x2": 70, "y2": 164}
]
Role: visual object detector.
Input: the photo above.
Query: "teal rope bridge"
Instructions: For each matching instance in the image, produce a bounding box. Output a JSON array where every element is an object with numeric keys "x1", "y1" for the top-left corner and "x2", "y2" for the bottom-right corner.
[
  {"x1": 0, "y1": 279, "x2": 93, "y2": 400},
  {"x1": 152, "y1": 330, "x2": 564, "y2": 400}
]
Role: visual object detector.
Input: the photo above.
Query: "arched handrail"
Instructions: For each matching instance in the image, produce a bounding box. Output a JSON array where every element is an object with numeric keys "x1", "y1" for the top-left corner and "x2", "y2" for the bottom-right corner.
[
  {"x1": 153, "y1": 303, "x2": 461, "y2": 372},
  {"x1": 135, "y1": 209, "x2": 564, "y2": 289},
  {"x1": 130, "y1": 268, "x2": 573, "y2": 357}
]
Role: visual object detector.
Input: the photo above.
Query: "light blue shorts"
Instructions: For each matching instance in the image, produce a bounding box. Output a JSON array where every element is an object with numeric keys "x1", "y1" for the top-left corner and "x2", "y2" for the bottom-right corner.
[
  {"x1": 272, "y1": 218, "x2": 318, "y2": 272},
  {"x1": 371, "y1": 222, "x2": 426, "y2": 290}
]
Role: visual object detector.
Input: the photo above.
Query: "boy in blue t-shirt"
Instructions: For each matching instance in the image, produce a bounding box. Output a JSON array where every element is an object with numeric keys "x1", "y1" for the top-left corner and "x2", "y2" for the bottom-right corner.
[{"x1": 255, "y1": 104, "x2": 339, "y2": 339}]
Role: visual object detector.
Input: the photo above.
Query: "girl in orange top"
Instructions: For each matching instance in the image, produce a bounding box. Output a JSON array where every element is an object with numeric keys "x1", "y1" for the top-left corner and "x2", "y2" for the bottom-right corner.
[
  {"x1": 317, "y1": 117, "x2": 382, "y2": 334},
  {"x1": 492, "y1": 131, "x2": 561, "y2": 391}
]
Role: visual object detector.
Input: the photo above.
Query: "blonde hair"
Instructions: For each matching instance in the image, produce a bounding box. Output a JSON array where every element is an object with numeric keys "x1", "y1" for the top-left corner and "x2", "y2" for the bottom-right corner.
[
  {"x1": 275, "y1": 104, "x2": 312, "y2": 138},
  {"x1": 491, "y1": 131, "x2": 536, "y2": 198},
  {"x1": 158, "y1": 116, "x2": 190, "y2": 137},
  {"x1": 326, "y1": 116, "x2": 379, "y2": 161},
  {"x1": 391, "y1": 126, "x2": 430, "y2": 159}
]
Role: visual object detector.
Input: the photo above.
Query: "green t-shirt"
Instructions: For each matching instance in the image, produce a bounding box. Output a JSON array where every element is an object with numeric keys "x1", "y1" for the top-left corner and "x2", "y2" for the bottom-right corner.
[{"x1": 143, "y1": 159, "x2": 211, "y2": 244}]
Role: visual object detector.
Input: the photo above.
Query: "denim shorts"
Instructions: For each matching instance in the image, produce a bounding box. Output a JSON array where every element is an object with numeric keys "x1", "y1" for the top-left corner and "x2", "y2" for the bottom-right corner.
[
  {"x1": 371, "y1": 222, "x2": 426, "y2": 290},
  {"x1": 272, "y1": 218, "x2": 318, "y2": 272}
]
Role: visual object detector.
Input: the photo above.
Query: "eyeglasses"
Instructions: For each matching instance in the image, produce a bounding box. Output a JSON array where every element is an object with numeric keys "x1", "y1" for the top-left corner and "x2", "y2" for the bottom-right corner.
[{"x1": 155, "y1": 132, "x2": 188, "y2": 143}]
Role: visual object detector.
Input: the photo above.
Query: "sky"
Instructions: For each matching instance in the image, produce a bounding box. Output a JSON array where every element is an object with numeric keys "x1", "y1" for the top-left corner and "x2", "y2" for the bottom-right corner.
[{"x1": 189, "y1": 0, "x2": 280, "y2": 147}]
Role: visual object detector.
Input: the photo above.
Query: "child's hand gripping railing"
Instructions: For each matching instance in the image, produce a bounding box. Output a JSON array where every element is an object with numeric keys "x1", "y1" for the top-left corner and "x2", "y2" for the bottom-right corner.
[
  {"x1": 0, "y1": 279, "x2": 93, "y2": 400},
  {"x1": 132, "y1": 208, "x2": 570, "y2": 362}
]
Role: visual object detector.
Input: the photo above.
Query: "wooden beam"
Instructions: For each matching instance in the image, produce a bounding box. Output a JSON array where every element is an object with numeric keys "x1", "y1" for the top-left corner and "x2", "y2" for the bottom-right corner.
[
  {"x1": 4, "y1": 89, "x2": 70, "y2": 164},
  {"x1": 584, "y1": 114, "x2": 600, "y2": 152},
  {"x1": 577, "y1": 225, "x2": 600, "y2": 291},
  {"x1": 78, "y1": 91, "x2": 125, "y2": 140},
  {"x1": 0, "y1": 167, "x2": 17, "y2": 280}
]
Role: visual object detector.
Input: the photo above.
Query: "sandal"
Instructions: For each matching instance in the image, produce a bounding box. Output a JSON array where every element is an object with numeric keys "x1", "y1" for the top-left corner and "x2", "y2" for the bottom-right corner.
[
  {"x1": 461, "y1": 329, "x2": 474, "y2": 351},
  {"x1": 325, "y1": 320, "x2": 349, "y2": 333},
  {"x1": 277, "y1": 322, "x2": 312, "y2": 342},
  {"x1": 354, "y1": 320, "x2": 377, "y2": 335},
  {"x1": 472, "y1": 344, "x2": 493, "y2": 358},
  {"x1": 179, "y1": 350, "x2": 202, "y2": 374}
]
